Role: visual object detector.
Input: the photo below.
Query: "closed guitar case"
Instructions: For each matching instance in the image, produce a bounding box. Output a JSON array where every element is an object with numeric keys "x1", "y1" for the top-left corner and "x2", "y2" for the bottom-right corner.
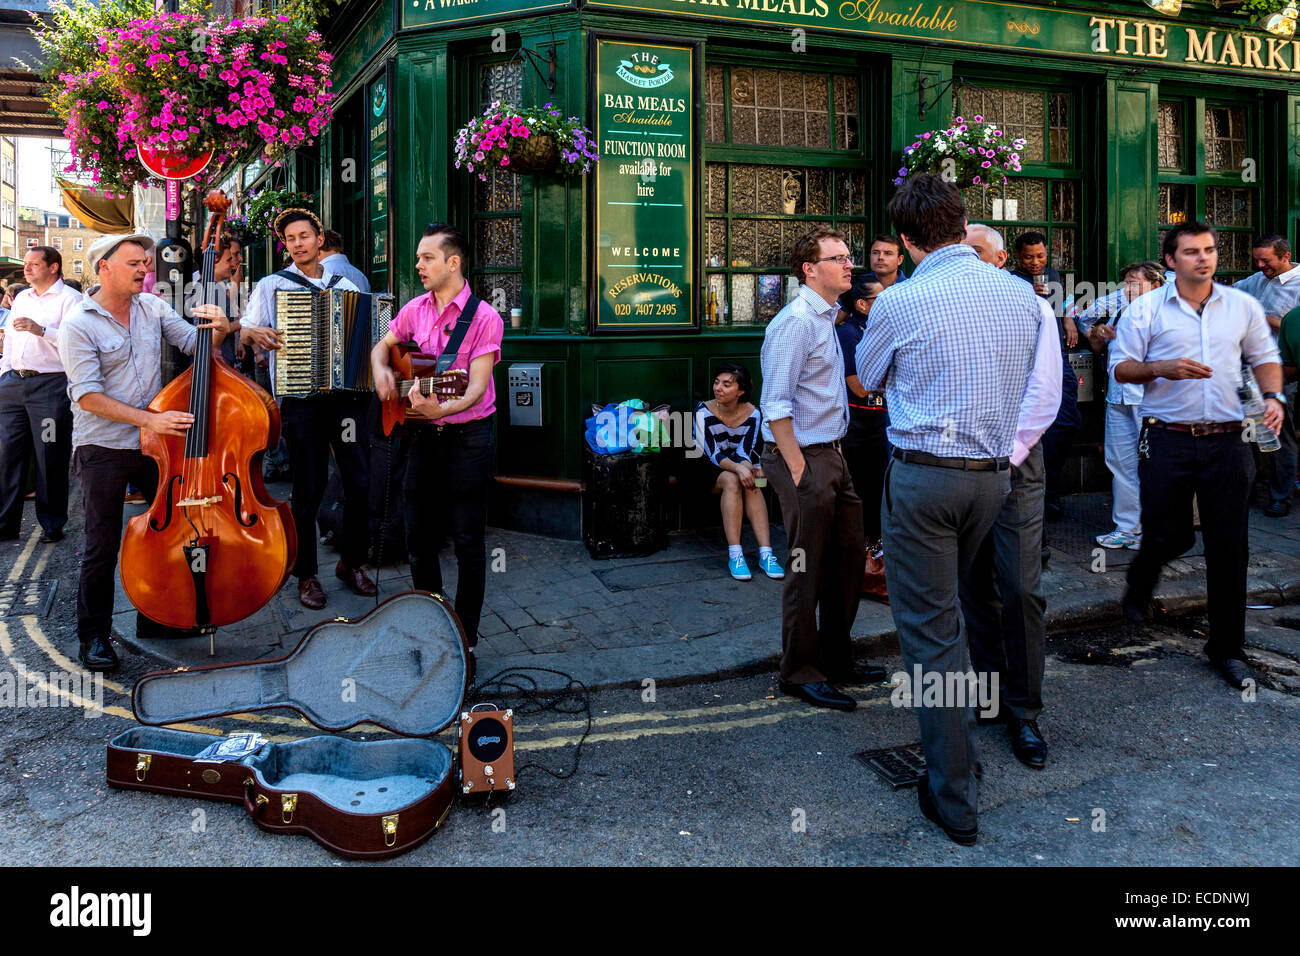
[{"x1": 106, "y1": 590, "x2": 468, "y2": 859}]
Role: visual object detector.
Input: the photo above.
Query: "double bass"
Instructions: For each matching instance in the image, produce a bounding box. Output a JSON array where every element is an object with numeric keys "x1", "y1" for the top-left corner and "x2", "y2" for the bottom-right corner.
[{"x1": 120, "y1": 191, "x2": 297, "y2": 630}]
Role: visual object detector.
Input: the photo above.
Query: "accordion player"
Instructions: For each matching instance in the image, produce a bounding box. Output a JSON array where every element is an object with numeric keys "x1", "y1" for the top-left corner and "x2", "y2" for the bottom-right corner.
[{"x1": 273, "y1": 288, "x2": 395, "y2": 397}]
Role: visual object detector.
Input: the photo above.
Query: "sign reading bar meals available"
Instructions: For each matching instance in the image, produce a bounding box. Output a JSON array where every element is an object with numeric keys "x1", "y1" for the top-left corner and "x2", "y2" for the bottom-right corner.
[{"x1": 594, "y1": 39, "x2": 695, "y2": 332}]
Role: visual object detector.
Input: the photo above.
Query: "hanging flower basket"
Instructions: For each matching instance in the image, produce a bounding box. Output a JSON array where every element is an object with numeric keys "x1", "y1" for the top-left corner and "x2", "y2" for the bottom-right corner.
[
  {"x1": 35, "y1": 3, "x2": 334, "y2": 196},
  {"x1": 893, "y1": 115, "x2": 1026, "y2": 190},
  {"x1": 508, "y1": 133, "x2": 559, "y2": 174},
  {"x1": 454, "y1": 102, "x2": 599, "y2": 181}
]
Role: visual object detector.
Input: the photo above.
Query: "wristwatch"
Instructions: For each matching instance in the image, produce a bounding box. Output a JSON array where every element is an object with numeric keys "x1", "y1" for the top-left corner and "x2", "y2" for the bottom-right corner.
[{"x1": 1264, "y1": 391, "x2": 1288, "y2": 405}]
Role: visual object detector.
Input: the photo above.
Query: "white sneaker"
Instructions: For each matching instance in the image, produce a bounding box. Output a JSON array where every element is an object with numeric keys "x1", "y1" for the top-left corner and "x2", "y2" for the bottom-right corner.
[{"x1": 1095, "y1": 530, "x2": 1141, "y2": 550}]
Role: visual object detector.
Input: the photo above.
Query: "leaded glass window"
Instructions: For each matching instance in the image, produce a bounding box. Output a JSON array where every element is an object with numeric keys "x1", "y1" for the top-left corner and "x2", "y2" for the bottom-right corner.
[
  {"x1": 962, "y1": 179, "x2": 1078, "y2": 272},
  {"x1": 1155, "y1": 98, "x2": 1257, "y2": 280},
  {"x1": 468, "y1": 60, "x2": 524, "y2": 319},
  {"x1": 702, "y1": 59, "x2": 865, "y2": 328},
  {"x1": 1204, "y1": 106, "x2": 1247, "y2": 173},
  {"x1": 705, "y1": 162, "x2": 865, "y2": 325},
  {"x1": 1157, "y1": 101, "x2": 1185, "y2": 171},
  {"x1": 957, "y1": 84, "x2": 1079, "y2": 276},
  {"x1": 711, "y1": 65, "x2": 858, "y2": 151}
]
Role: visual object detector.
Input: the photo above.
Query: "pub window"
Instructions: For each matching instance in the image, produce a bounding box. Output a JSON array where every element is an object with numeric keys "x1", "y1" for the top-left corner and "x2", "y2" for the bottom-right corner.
[
  {"x1": 1155, "y1": 98, "x2": 1257, "y2": 279},
  {"x1": 466, "y1": 59, "x2": 523, "y2": 319},
  {"x1": 957, "y1": 85, "x2": 1081, "y2": 275},
  {"x1": 703, "y1": 61, "x2": 866, "y2": 327}
]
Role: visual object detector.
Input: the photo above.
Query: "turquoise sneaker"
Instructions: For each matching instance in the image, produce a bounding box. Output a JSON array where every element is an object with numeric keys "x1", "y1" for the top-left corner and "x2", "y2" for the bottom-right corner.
[
  {"x1": 728, "y1": 555, "x2": 752, "y2": 581},
  {"x1": 758, "y1": 553, "x2": 785, "y2": 579}
]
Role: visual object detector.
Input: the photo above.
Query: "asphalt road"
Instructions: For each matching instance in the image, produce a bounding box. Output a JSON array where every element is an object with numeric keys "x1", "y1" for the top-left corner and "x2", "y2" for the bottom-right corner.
[{"x1": 2, "y1": 521, "x2": 1299, "y2": 867}]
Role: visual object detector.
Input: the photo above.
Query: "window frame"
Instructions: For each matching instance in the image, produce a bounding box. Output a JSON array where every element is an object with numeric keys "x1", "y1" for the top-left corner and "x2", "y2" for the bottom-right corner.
[
  {"x1": 701, "y1": 51, "x2": 871, "y2": 331},
  {"x1": 954, "y1": 79, "x2": 1084, "y2": 278}
]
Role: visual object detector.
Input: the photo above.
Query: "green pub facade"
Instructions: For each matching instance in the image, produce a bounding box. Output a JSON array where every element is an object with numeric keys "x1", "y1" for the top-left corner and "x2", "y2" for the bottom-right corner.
[{"x1": 252, "y1": 0, "x2": 1300, "y2": 537}]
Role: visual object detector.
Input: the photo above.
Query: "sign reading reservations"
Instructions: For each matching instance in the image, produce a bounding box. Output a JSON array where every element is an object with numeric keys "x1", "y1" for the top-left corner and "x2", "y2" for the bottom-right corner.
[{"x1": 594, "y1": 39, "x2": 695, "y2": 332}]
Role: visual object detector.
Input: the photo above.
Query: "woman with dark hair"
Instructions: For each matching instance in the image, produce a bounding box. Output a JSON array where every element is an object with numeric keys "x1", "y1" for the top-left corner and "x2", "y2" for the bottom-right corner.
[{"x1": 693, "y1": 362, "x2": 783, "y2": 581}]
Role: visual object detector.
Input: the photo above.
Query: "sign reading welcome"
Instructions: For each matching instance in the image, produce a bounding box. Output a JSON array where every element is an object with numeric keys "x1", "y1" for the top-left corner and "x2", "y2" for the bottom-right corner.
[
  {"x1": 593, "y1": 39, "x2": 696, "y2": 332},
  {"x1": 584, "y1": 0, "x2": 1300, "y2": 78}
]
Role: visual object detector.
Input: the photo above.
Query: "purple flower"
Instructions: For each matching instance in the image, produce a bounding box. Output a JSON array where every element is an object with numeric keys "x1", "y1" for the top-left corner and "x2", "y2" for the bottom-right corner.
[
  {"x1": 974, "y1": 115, "x2": 983, "y2": 122},
  {"x1": 980, "y1": 161, "x2": 991, "y2": 168},
  {"x1": 922, "y1": 132, "x2": 931, "y2": 139},
  {"x1": 972, "y1": 175, "x2": 982, "y2": 184},
  {"x1": 898, "y1": 167, "x2": 908, "y2": 176}
]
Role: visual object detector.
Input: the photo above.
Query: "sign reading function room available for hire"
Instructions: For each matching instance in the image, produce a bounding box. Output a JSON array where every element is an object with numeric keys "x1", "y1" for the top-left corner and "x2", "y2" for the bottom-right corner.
[{"x1": 594, "y1": 39, "x2": 695, "y2": 331}]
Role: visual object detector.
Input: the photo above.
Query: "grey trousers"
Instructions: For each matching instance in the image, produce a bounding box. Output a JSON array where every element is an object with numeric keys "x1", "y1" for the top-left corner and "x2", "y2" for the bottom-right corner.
[
  {"x1": 958, "y1": 443, "x2": 1047, "y2": 721},
  {"x1": 882, "y1": 456, "x2": 1009, "y2": 831}
]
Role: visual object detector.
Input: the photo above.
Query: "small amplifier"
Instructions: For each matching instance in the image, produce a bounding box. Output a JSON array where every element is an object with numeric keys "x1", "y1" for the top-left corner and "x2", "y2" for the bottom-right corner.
[{"x1": 457, "y1": 704, "x2": 515, "y2": 797}]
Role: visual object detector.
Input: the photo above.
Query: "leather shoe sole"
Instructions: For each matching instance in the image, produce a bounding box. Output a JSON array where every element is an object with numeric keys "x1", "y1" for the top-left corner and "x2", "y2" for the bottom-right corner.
[
  {"x1": 39, "y1": 529, "x2": 63, "y2": 544},
  {"x1": 917, "y1": 775, "x2": 977, "y2": 846},
  {"x1": 298, "y1": 577, "x2": 326, "y2": 610},
  {"x1": 1215, "y1": 658, "x2": 1251, "y2": 689},
  {"x1": 778, "y1": 680, "x2": 856, "y2": 711}
]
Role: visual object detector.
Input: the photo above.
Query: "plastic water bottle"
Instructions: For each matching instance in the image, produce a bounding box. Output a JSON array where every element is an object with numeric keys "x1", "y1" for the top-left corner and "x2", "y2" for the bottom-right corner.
[{"x1": 1239, "y1": 362, "x2": 1281, "y2": 452}]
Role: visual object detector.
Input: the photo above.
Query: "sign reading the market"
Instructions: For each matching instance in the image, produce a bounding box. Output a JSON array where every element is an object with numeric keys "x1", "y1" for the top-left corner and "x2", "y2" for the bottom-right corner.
[
  {"x1": 401, "y1": 0, "x2": 572, "y2": 30},
  {"x1": 594, "y1": 39, "x2": 695, "y2": 332},
  {"x1": 585, "y1": 0, "x2": 1300, "y2": 78}
]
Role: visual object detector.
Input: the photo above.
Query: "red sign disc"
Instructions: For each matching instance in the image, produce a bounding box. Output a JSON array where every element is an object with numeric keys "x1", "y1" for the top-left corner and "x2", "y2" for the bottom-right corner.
[{"x1": 136, "y1": 143, "x2": 214, "y2": 180}]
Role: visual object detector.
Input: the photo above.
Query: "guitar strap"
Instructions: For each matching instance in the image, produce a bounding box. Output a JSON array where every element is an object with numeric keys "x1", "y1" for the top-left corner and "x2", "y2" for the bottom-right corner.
[{"x1": 436, "y1": 293, "x2": 481, "y2": 375}]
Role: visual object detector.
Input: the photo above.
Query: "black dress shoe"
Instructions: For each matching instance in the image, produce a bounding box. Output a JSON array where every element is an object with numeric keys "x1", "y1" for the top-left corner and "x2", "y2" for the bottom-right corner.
[
  {"x1": 1121, "y1": 590, "x2": 1152, "y2": 623},
  {"x1": 1215, "y1": 658, "x2": 1251, "y2": 689},
  {"x1": 78, "y1": 635, "x2": 119, "y2": 672},
  {"x1": 1009, "y1": 718, "x2": 1047, "y2": 769},
  {"x1": 39, "y1": 528, "x2": 63, "y2": 544},
  {"x1": 1264, "y1": 501, "x2": 1291, "y2": 518},
  {"x1": 779, "y1": 680, "x2": 856, "y2": 711},
  {"x1": 834, "y1": 662, "x2": 890, "y2": 684},
  {"x1": 917, "y1": 774, "x2": 977, "y2": 846}
]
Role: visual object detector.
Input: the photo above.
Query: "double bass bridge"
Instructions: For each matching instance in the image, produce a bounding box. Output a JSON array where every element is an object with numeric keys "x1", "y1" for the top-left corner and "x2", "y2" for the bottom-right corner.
[{"x1": 177, "y1": 494, "x2": 223, "y2": 508}]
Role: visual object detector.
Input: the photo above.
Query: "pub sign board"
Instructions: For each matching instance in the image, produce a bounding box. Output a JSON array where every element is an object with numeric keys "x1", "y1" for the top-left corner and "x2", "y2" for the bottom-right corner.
[{"x1": 592, "y1": 38, "x2": 697, "y2": 332}]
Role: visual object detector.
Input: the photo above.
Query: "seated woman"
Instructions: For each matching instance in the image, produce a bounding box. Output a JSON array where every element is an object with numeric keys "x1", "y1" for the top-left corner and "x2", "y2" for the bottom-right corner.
[{"x1": 693, "y1": 362, "x2": 784, "y2": 581}]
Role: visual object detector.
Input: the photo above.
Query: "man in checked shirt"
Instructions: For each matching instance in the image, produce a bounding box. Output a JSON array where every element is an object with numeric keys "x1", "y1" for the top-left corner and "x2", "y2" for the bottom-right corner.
[
  {"x1": 858, "y1": 175, "x2": 1040, "y2": 846},
  {"x1": 760, "y1": 226, "x2": 889, "y2": 714}
]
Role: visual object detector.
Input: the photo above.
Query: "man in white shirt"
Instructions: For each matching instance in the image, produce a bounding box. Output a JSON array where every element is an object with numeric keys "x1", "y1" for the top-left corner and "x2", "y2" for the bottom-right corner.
[
  {"x1": 241, "y1": 209, "x2": 374, "y2": 611},
  {"x1": 1233, "y1": 235, "x2": 1300, "y2": 517},
  {"x1": 320, "y1": 229, "x2": 371, "y2": 294},
  {"x1": 0, "y1": 247, "x2": 82, "y2": 543},
  {"x1": 958, "y1": 223, "x2": 1062, "y2": 770},
  {"x1": 1110, "y1": 222, "x2": 1283, "y2": 690}
]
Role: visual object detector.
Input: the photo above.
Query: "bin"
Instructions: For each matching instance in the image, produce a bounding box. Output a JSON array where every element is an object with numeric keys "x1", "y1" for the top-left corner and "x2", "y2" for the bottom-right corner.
[{"x1": 582, "y1": 446, "x2": 668, "y2": 558}]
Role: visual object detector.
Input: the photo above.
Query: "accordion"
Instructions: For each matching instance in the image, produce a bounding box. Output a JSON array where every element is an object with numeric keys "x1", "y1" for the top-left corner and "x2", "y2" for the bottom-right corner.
[{"x1": 273, "y1": 289, "x2": 394, "y2": 397}]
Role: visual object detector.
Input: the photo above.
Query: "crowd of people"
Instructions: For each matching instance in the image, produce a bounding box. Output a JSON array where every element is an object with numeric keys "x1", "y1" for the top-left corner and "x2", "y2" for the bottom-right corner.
[
  {"x1": 0, "y1": 175, "x2": 1294, "y2": 847},
  {"x1": 691, "y1": 173, "x2": 1287, "y2": 846}
]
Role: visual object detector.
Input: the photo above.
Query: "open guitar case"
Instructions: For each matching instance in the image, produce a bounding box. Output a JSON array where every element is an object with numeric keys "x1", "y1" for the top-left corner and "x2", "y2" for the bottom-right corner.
[{"x1": 106, "y1": 591, "x2": 469, "y2": 859}]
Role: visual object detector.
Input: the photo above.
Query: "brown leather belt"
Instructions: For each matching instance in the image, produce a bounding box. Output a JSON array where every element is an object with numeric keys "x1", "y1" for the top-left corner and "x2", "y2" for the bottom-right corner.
[
  {"x1": 1144, "y1": 418, "x2": 1241, "y2": 436},
  {"x1": 892, "y1": 448, "x2": 1010, "y2": 471}
]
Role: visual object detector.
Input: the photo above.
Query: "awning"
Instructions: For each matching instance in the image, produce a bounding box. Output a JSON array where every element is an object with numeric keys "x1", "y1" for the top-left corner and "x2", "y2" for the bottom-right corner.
[{"x1": 56, "y1": 176, "x2": 134, "y2": 233}]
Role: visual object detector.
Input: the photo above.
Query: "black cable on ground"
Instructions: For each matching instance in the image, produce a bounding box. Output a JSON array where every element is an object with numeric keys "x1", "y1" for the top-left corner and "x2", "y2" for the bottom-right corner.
[{"x1": 469, "y1": 667, "x2": 591, "y2": 781}]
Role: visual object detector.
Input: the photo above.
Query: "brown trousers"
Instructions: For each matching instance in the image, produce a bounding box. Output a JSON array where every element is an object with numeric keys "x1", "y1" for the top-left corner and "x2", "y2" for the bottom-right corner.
[{"x1": 762, "y1": 444, "x2": 866, "y2": 683}]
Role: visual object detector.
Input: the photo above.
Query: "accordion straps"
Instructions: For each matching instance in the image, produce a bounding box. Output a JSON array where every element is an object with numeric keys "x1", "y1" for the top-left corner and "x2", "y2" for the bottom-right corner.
[
  {"x1": 274, "y1": 269, "x2": 342, "y2": 292},
  {"x1": 436, "y1": 294, "x2": 481, "y2": 375}
]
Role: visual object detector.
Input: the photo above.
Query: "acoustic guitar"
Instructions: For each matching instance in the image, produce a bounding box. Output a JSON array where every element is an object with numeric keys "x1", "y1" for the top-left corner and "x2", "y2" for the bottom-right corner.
[{"x1": 381, "y1": 342, "x2": 469, "y2": 436}]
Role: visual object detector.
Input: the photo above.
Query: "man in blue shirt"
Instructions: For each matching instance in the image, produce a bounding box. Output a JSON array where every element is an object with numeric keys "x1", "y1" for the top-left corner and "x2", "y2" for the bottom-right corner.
[{"x1": 859, "y1": 175, "x2": 1039, "y2": 846}]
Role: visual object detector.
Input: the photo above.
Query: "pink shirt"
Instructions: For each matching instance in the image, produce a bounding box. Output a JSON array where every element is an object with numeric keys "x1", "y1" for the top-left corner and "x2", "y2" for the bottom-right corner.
[
  {"x1": 390, "y1": 282, "x2": 503, "y2": 424},
  {"x1": 1, "y1": 280, "x2": 82, "y2": 376}
]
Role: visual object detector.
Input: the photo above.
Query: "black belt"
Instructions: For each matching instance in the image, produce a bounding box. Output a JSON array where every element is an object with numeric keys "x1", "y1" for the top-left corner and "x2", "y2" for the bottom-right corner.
[
  {"x1": 13, "y1": 369, "x2": 46, "y2": 379},
  {"x1": 1144, "y1": 418, "x2": 1241, "y2": 436},
  {"x1": 802, "y1": 440, "x2": 842, "y2": 452},
  {"x1": 892, "y1": 448, "x2": 1010, "y2": 471}
]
